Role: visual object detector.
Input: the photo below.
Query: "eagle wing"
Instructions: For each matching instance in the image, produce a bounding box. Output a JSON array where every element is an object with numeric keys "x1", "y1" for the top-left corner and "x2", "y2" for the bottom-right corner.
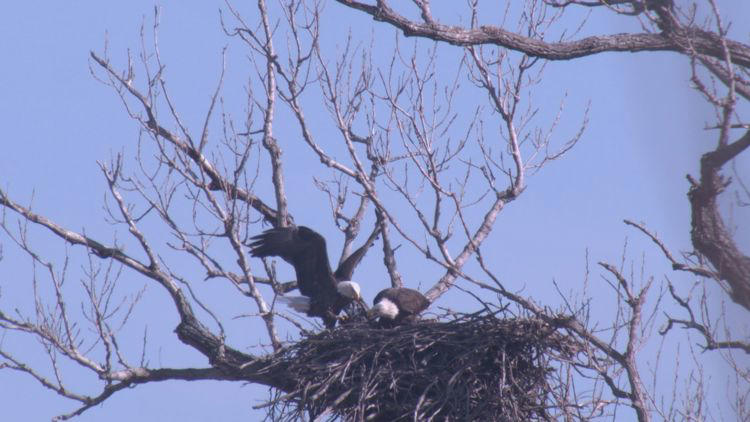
[
  {"x1": 249, "y1": 226, "x2": 337, "y2": 297},
  {"x1": 333, "y1": 230, "x2": 377, "y2": 282}
]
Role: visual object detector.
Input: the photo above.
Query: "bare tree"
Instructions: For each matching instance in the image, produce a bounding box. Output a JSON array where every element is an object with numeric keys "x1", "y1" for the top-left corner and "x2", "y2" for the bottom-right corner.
[{"x1": 0, "y1": 1, "x2": 748, "y2": 421}]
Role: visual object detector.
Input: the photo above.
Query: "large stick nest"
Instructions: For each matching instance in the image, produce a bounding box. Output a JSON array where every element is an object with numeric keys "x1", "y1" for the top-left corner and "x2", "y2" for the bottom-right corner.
[{"x1": 262, "y1": 311, "x2": 581, "y2": 421}]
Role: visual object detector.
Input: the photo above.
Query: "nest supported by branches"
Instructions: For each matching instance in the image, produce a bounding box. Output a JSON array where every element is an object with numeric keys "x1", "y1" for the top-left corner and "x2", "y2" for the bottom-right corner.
[{"x1": 263, "y1": 311, "x2": 580, "y2": 421}]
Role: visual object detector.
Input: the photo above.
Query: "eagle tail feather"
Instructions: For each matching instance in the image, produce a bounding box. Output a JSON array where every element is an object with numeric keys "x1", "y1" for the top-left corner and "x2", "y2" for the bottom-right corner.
[{"x1": 278, "y1": 296, "x2": 311, "y2": 313}]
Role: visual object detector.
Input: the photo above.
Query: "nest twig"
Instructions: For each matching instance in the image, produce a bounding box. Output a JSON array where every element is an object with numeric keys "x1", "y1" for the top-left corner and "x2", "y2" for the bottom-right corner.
[{"x1": 264, "y1": 311, "x2": 580, "y2": 421}]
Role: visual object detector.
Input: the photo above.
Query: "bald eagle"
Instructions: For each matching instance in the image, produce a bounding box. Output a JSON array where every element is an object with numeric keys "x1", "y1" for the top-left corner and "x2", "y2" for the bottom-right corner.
[
  {"x1": 368, "y1": 287, "x2": 430, "y2": 327},
  {"x1": 249, "y1": 225, "x2": 365, "y2": 328}
]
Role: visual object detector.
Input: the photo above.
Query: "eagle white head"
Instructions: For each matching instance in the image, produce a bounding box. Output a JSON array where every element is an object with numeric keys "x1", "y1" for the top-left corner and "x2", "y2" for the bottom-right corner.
[
  {"x1": 369, "y1": 297, "x2": 399, "y2": 319},
  {"x1": 336, "y1": 280, "x2": 362, "y2": 300}
]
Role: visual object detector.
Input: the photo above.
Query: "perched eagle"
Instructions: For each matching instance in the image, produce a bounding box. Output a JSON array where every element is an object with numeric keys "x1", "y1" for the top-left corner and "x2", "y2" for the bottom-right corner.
[
  {"x1": 368, "y1": 287, "x2": 430, "y2": 327},
  {"x1": 249, "y1": 225, "x2": 365, "y2": 328}
]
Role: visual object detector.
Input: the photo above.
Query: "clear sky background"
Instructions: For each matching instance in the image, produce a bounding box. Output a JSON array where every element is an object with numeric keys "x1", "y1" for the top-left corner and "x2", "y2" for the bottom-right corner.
[{"x1": 1, "y1": 2, "x2": 748, "y2": 421}]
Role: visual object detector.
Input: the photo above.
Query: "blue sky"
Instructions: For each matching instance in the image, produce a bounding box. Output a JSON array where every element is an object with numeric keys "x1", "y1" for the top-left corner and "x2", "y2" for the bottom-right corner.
[{"x1": 1, "y1": 2, "x2": 749, "y2": 421}]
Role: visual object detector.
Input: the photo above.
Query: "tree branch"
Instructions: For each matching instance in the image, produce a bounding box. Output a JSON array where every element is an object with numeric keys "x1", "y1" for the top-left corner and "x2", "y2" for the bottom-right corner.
[
  {"x1": 334, "y1": 0, "x2": 750, "y2": 68},
  {"x1": 688, "y1": 129, "x2": 750, "y2": 311},
  {"x1": 89, "y1": 52, "x2": 290, "y2": 226}
]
